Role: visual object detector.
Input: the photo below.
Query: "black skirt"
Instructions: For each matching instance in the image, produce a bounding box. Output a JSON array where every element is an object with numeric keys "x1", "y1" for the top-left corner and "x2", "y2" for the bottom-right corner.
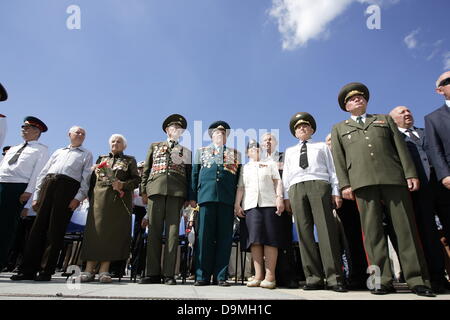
[{"x1": 240, "y1": 207, "x2": 286, "y2": 251}]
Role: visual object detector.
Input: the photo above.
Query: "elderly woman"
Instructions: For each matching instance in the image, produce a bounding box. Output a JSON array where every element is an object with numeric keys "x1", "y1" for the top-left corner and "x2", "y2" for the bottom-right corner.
[
  {"x1": 79, "y1": 134, "x2": 140, "y2": 283},
  {"x1": 234, "y1": 140, "x2": 284, "y2": 289}
]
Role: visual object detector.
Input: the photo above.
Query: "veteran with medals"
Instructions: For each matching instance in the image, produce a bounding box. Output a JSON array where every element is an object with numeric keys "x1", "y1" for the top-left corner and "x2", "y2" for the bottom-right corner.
[
  {"x1": 192, "y1": 121, "x2": 241, "y2": 286},
  {"x1": 139, "y1": 114, "x2": 194, "y2": 285},
  {"x1": 331, "y1": 82, "x2": 434, "y2": 297},
  {"x1": 79, "y1": 134, "x2": 140, "y2": 283}
]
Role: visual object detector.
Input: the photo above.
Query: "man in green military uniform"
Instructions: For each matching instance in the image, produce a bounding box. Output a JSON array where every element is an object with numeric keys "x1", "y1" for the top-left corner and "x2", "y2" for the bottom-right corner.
[
  {"x1": 140, "y1": 114, "x2": 194, "y2": 285},
  {"x1": 192, "y1": 121, "x2": 241, "y2": 286},
  {"x1": 330, "y1": 82, "x2": 434, "y2": 296}
]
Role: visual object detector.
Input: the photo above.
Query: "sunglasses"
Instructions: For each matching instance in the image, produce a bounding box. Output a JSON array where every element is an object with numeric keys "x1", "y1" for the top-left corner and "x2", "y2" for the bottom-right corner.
[{"x1": 438, "y1": 77, "x2": 450, "y2": 87}]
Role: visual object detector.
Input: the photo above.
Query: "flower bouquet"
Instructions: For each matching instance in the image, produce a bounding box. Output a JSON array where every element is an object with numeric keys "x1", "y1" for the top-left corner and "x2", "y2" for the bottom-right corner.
[{"x1": 96, "y1": 161, "x2": 131, "y2": 216}]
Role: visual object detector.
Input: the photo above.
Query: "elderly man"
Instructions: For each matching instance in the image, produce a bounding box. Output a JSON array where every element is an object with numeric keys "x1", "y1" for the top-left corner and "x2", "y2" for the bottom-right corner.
[
  {"x1": 0, "y1": 116, "x2": 49, "y2": 271},
  {"x1": 139, "y1": 114, "x2": 194, "y2": 285},
  {"x1": 11, "y1": 126, "x2": 93, "y2": 281},
  {"x1": 331, "y1": 82, "x2": 434, "y2": 297},
  {"x1": 390, "y1": 106, "x2": 449, "y2": 293},
  {"x1": 0, "y1": 82, "x2": 7, "y2": 149},
  {"x1": 425, "y1": 71, "x2": 450, "y2": 245},
  {"x1": 192, "y1": 121, "x2": 241, "y2": 286}
]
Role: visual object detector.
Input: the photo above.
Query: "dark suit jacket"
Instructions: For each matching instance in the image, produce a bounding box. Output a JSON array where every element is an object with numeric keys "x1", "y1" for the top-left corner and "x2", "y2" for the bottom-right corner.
[
  {"x1": 401, "y1": 127, "x2": 432, "y2": 185},
  {"x1": 425, "y1": 104, "x2": 450, "y2": 181}
]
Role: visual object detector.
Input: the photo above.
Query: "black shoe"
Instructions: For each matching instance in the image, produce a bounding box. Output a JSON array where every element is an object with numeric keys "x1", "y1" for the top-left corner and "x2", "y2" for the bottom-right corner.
[
  {"x1": 286, "y1": 280, "x2": 300, "y2": 289},
  {"x1": 164, "y1": 277, "x2": 177, "y2": 285},
  {"x1": 35, "y1": 273, "x2": 52, "y2": 281},
  {"x1": 217, "y1": 280, "x2": 231, "y2": 287},
  {"x1": 370, "y1": 285, "x2": 396, "y2": 295},
  {"x1": 411, "y1": 285, "x2": 436, "y2": 297},
  {"x1": 328, "y1": 284, "x2": 348, "y2": 293},
  {"x1": 194, "y1": 280, "x2": 210, "y2": 286},
  {"x1": 10, "y1": 273, "x2": 35, "y2": 281},
  {"x1": 139, "y1": 276, "x2": 162, "y2": 284},
  {"x1": 303, "y1": 283, "x2": 325, "y2": 290}
]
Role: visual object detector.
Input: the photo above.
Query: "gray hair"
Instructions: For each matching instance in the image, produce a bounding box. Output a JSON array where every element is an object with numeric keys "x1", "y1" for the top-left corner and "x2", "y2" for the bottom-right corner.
[
  {"x1": 109, "y1": 133, "x2": 127, "y2": 149},
  {"x1": 69, "y1": 126, "x2": 85, "y2": 134},
  {"x1": 261, "y1": 132, "x2": 278, "y2": 145}
]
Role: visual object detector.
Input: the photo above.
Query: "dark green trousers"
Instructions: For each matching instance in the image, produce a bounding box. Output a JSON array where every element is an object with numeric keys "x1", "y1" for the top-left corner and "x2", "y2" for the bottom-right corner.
[
  {"x1": 289, "y1": 180, "x2": 344, "y2": 287},
  {"x1": 0, "y1": 182, "x2": 28, "y2": 269},
  {"x1": 195, "y1": 202, "x2": 234, "y2": 282},
  {"x1": 355, "y1": 185, "x2": 431, "y2": 288},
  {"x1": 146, "y1": 195, "x2": 185, "y2": 278}
]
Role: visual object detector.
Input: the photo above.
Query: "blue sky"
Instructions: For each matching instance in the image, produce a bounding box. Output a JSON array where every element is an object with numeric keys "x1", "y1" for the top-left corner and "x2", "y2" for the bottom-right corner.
[{"x1": 1, "y1": 0, "x2": 449, "y2": 162}]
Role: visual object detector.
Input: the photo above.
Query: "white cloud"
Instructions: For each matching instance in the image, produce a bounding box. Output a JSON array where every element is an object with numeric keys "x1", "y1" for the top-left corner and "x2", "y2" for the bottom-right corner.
[
  {"x1": 444, "y1": 52, "x2": 450, "y2": 70},
  {"x1": 404, "y1": 29, "x2": 420, "y2": 49},
  {"x1": 269, "y1": 0, "x2": 400, "y2": 50}
]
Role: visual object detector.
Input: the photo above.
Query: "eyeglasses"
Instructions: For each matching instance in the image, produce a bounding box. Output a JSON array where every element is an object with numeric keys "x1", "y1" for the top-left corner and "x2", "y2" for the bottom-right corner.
[{"x1": 438, "y1": 77, "x2": 450, "y2": 87}]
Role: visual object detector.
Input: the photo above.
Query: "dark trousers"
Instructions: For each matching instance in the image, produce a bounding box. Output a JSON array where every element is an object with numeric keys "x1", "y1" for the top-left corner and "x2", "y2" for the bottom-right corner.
[
  {"x1": 410, "y1": 172, "x2": 448, "y2": 285},
  {"x1": 433, "y1": 177, "x2": 450, "y2": 243},
  {"x1": 6, "y1": 216, "x2": 36, "y2": 271},
  {"x1": 19, "y1": 174, "x2": 80, "y2": 275},
  {"x1": 336, "y1": 199, "x2": 369, "y2": 285},
  {"x1": 275, "y1": 212, "x2": 304, "y2": 285},
  {"x1": 195, "y1": 202, "x2": 234, "y2": 282},
  {"x1": 0, "y1": 182, "x2": 28, "y2": 269}
]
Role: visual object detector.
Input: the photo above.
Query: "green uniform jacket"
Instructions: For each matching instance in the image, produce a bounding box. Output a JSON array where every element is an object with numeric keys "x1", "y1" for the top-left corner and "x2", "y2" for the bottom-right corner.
[
  {"x1": 192, "y1": 145, "x2": 241, "y2": 206},
  {"x1": 141, "y1": 141, "x2": 193, "y2": 200},
  {"x1": 331, "y1": 114, "x2": 417, "y2": 191}
]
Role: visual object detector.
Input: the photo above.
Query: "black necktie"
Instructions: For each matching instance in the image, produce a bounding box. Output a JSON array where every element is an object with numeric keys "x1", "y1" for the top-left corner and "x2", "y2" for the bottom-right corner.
[
  {"x1": 299, "y1": 141, "x2": 308, "y2": 169},
  {"x1": 406, "y1": 129, "x2": 420, "y2": 143},
  {"x1": 169, "y1": 140, "x2": 176, "y2": 149},
  {"x1": 356, "y1": 116, "x2": 364, "y2": 126},
  {"x1": 8, "y1": 142, "x2": 28, "y2": 165}
]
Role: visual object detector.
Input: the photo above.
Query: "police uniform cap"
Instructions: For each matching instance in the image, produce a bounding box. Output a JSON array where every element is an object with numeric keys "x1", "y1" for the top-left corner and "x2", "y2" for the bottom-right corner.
[
  {"x1": 162, "y1": 114, "x2": 187, "y2": 132},
  {"x1": 0, "y1": 82, "x2": 7, "y2": 102},
  {"x1": 338, "y1": 82, "x2": 370, "y2": 111},
  {"x1": 22, "y1": 116, "x2": 48, "y2": 132},
  {"x1": 208, "y1": 120, "x2": 231, "y2": 137},
  {"x1": 289, "y1": 112, "x2": 316, "y2": 137}
]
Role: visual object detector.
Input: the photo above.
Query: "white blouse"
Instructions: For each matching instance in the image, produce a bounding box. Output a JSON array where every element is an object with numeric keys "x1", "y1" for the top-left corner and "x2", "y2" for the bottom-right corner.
[{"x1": 238, "y1": 160, "x2": 281, "y2": 211}]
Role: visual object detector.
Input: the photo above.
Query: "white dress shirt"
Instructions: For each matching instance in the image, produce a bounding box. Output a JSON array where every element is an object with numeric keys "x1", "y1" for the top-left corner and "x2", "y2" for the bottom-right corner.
[
  {"x1": 133, "y1": 188, "x2": 145, "y2": 207},
  {"x1": 0, "y1": 115, "x2": 6, "y2": 149},
  {"x1": 33, "y1": 145, "x2": 93, "y2": 202},
  {"x1": 446, "y1": 100, "x2": 450, "y2": 108},
  {"x1": 0, "y1": 140, "x2": 49, "y2": 193},
  {"x1": 238, "y1": 159, "x2": 281, "y2": 211},
  {"x1": 397, "y1": 127, "x2": 420, "y2": 140},
  {"x1": 282, "y1": 139, "x2": 340, "y2": 198}
]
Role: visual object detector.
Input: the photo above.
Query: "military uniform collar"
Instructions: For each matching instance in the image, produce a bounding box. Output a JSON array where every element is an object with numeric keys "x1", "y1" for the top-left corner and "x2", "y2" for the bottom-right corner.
[
  {"x1": 350, "y1": 113, "x2": 367, "y2": 122},
  {"x1": 345, "y1": 114, "x2": 376, "y2": 129},
  {"x1": 109, "y1": 151, "x2": 124, "y2": 158}
]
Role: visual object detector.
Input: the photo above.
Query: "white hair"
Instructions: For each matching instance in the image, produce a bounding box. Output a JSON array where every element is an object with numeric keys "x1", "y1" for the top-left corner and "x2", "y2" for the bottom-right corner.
[
  {"x1": 68, "y1": 126, "x2": 85, "y2": 134},
  {"x1": 109, "y1": 133, "x2": 127, "y2": 149},
  {"x1": 261, "y1": 132, "x2": 278, "y2": 145}
]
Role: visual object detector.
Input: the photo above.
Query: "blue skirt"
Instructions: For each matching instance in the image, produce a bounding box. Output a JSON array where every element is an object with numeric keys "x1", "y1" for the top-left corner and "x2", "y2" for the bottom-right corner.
[{"x1": 240, "y1": 207, "x2": 286, "y2": 251}]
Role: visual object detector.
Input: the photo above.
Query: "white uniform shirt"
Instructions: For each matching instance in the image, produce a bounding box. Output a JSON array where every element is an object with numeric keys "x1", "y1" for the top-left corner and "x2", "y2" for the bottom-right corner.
[
  {"x1": 33, "y1": 145, "x2": 93, "y2": 202},
  {"x1": 238, "y1": 159, "x2": 281, "y2": 211},
  {"x1": 0, "y1": 115, "x2": 6, "y2": 149},
  {"x1": 0, "y1": 140, "x2": 49, "y2": 193},
  {"x1": 282, "y1": 139, "x2": 340, "y2": 198}
]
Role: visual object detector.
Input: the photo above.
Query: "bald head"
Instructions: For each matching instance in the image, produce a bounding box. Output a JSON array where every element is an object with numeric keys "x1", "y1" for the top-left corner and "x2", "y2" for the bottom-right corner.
[
  {"x1": 389, "y1": 106, "x2": 414, "y2": 129},
  {"x1": 436, "y1": 71, "x2": 450, "y2": 100}
]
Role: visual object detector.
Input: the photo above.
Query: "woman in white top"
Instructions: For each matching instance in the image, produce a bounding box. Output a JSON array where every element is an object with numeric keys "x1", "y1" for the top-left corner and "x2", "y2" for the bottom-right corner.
[{"x1": 234, "y1": 140, "x2": 284, "y2": 289}]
